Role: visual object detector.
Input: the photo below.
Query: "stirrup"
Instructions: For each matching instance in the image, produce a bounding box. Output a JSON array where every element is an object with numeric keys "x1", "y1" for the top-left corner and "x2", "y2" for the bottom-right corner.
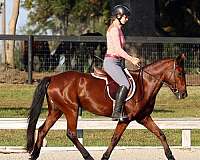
[
  {"x1": 112, "y1": 112, "x2": 128, "y2": 121},
  {"x1": 112, "y1": 115, "x2": 128, "y2": 122},
  {"x1": 119, "y1": 115, "x2": 129, "y2": 122}
]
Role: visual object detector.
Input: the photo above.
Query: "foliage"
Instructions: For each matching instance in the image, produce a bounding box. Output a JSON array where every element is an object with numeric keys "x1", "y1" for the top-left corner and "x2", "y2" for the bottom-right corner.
[
  {"x1": 158, "y1": 0, "x2": 200, "y2": 36},
  {"x1": 21, "y1": 0, "x2": 200, "y2": 36},
  {"x1": 22, "y1": 0, "x2": 110, "y2": 35}
]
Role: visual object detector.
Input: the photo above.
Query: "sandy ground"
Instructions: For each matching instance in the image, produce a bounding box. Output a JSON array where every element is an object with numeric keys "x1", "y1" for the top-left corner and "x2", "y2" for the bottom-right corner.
[{"x1": 0, "y1": 147, "x2": 200, "y2": 160}]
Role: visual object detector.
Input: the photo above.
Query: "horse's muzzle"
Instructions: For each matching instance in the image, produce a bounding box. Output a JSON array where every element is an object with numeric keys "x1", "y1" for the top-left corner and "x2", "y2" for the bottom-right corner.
[{"x1": 174, "y1": 90, "x2": 188, "y2": 99}]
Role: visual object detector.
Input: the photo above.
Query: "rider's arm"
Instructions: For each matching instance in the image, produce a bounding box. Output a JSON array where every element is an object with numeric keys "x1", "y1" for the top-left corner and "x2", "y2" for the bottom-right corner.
[{"x1": 109, "y1": 27, "x2": 133, "y2": 61}]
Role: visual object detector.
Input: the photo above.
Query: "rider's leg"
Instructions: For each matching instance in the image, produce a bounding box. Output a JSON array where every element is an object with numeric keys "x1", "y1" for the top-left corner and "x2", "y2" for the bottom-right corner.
[
  {"x1": 112, "y1": 85, "x2": 129, "y2": 121},
  {"x1": 103, "y1": 58, "x2": 130, "y2": 121}
]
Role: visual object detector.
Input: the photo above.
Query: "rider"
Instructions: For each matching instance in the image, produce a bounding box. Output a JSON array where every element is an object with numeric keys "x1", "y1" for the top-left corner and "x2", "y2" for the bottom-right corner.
[{"x1": 103, "y1": 5, "x2": 140, "y2": 121}]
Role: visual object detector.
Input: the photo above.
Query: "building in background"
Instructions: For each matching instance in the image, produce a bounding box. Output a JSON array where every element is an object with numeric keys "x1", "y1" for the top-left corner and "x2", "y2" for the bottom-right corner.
[{"x1": 110, "y1": 0, "x2": 157, "y2": 36}]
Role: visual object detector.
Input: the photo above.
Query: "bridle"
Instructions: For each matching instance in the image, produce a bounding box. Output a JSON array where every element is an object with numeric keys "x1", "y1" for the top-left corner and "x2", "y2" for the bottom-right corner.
[{"x1": 163, "y1": 60, "x2": 180, "y2": 94}]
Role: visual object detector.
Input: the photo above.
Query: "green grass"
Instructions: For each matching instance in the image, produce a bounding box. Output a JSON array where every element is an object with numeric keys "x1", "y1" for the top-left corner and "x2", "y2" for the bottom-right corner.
[
  {"x1": 0, "y1": 84, "x2": 199, "y2": 118},
  {"x1": 0, "y1": 84, "x2": 200, "y2": 147},
  {"x1": 0, "y1": 108, "x2": 48, "y2": 118},
  {"x1": 1, "y1": 129, "x2": 200, "y2": 147},
  {"x1": 0, "y1": 84, "x2": 36, "y2": 108},
  {"x1": 192, "y1": 130, "x2": 200, "y2": 146},
  {"x1": 152, "y1": 86, "x2": 200, "y2": 118}
]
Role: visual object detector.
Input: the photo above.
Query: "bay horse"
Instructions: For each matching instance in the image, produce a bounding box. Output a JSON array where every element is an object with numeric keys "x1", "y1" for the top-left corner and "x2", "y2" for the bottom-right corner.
[{"x1": 27, "y1": 53, "x2": 187, "y2": 160}]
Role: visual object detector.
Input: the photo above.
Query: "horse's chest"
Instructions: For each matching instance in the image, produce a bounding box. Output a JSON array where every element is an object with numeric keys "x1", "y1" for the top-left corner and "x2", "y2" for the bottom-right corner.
[
  {"x1": 130, "y1": 100, "x2": 155, "y2": 119},
  {"x1": 140, "y1": 106, "x2": 154, "y2": 115}
]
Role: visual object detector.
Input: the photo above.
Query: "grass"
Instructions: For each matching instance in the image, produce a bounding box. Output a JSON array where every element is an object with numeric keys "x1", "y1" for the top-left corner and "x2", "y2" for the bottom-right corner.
[
  {"x1": 1, "y1": 129, "x2": 200, "y2": 147},
  {"x1": 0, "y1": 84, "x2": 47, "y2": 108},
  {"x1": 0, "y1": 84, "x2": 200, "y2": 146},
  {"x1": 0, "y1": 84, "x2": 199, "y2": 118},
  {"x1": 0, "y1": 129, "x2": 184, "y2": 147}
]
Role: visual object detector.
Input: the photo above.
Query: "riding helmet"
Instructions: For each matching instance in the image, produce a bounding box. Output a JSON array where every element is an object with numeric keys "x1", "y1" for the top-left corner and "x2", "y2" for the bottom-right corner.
[{"x1": 111, "y1": 5, "x2": 131, "y2": 17}]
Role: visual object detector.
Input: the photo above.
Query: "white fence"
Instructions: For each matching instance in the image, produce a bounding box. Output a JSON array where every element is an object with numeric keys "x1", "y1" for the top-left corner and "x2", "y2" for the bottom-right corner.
[{"x1": 0, "y1": 118, "x2": 200, "y2": 149}]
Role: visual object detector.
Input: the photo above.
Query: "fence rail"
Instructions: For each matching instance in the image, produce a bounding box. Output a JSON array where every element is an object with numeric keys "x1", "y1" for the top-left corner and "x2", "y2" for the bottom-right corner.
[
  {"x1": 0, "y1": 35, "x2": 200, "y2": 85},
  {"x1": 0, "y1": 118, "x2": 200, "y2": 148}
]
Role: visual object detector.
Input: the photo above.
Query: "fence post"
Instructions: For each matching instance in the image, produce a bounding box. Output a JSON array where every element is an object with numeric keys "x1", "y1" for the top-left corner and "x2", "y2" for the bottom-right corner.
[
  {"x1": 28, "y1": 35, "x2": 33, "y2": 84},
  {"x1": 182, "y1": 129, "x2": 191, "y2": 148},
  {"x1": 77, "y1": 107, "x2": 83, "y2": 144}
]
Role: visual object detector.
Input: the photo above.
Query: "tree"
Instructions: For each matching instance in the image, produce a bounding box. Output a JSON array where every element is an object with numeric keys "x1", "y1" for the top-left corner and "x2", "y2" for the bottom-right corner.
[
  {"x1": 22, "y1": 0, "x2": 72, "y2": 35},
  {"x1": 6, "y1": 0, "x2": 20, "y2": 67},
  {"x1": 158, "y1": 0, "x2": 200, "y2": 36},
  {"x1": 22, "y1": 0, "x2": 109, "y2": 35}
]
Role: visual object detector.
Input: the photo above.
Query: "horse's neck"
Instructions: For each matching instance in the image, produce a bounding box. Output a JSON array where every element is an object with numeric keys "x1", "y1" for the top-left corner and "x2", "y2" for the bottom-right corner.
[
  {"x1": 144, "y1": 59, "x2": 172, "y2": 77},
  {"x1": 131, "y1": 59, "x2": 173, "y2": 86},
  {"x1": 141, "y1": 60, "x2": 172, "y2": 96}
]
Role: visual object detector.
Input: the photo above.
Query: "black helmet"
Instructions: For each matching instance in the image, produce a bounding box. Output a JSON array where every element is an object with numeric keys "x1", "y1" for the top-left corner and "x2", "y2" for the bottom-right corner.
[{"x1": 111, "y1": 5, "x2": 131, "y2": 17}]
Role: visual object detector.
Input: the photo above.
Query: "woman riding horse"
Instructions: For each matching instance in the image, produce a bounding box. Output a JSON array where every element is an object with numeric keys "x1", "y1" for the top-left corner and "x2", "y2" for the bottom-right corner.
[
  {"x1": 103, "y1": 5, "x2": 140, "y2": 121},
  {"x1": 27, "y1": 53, "x2": 187, "y2": 160}
]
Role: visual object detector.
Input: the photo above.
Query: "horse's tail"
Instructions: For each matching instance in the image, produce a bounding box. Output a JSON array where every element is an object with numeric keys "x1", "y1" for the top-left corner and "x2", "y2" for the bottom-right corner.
[{"x1": 26, "y1": 77, "x2": 51, "y2": 153}]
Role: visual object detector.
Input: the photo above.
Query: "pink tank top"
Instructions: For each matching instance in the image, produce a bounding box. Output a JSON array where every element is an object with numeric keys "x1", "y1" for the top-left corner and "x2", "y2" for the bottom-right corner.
[{"x1": 106, "y1": 26, "x2": 131, "y2": 60}]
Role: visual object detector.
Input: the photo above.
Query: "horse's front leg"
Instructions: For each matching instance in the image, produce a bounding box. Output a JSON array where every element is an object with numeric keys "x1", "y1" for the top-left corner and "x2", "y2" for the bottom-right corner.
[
  {"x1": 137, "y1": 116, "x2": 175, "y2": 160},
  {"x1": 101, "y1": 121, "x2": 129, "y2": 160}
]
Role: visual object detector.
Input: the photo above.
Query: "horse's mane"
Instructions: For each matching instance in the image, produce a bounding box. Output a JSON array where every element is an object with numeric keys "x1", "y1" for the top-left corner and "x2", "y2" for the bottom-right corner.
[
  {"x1": 129, "y1": 58, "x2": 174, "y2": 74},
  {"x1": 145, "y1": 58, "x2": 174, "y2": 69}
]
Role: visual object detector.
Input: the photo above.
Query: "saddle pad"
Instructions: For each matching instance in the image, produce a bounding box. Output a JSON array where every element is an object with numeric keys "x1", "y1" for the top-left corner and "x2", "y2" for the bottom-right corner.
[{"x1": 91, "y1": 68, "x2": 136, "y2": 101}]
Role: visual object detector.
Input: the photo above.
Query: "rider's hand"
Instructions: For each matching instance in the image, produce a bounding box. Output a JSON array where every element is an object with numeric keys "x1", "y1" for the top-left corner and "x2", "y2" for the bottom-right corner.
[{"x1": 130, "y1": 57, "x2": 140, "y2": 66}]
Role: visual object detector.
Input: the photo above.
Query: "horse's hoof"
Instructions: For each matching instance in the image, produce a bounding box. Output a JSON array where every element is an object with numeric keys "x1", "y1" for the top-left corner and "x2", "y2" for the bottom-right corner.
[
  {"x1": 84, "y1": 154, "x2": 94, "y2": 160},
  {"x1": 101, "y1": 155, "x2": 109, "y2": 160},
  {"x1": 29, "y1": 154, "x2": 38, "y2": 160},
  {"x1": 168, "y1": 155, "x2": 175, "y2": 160},
  {"x1": 85, "y1": 156, "x2": 94, "y2": 160}
]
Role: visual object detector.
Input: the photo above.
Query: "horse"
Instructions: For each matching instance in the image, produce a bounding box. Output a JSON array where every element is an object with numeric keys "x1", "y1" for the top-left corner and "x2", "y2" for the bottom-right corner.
[{"x1": 26, "y1": 53, "x2": 187, "y2": 160}]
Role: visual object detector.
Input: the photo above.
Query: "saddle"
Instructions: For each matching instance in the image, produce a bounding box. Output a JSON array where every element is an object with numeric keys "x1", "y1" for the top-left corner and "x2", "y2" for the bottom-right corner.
[{"x1": 91, "y1": 67, "x2": 136, "y2": 102}]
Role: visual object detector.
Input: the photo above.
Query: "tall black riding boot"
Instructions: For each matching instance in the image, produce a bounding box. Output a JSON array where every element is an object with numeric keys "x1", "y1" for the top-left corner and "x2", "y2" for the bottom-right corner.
[{"x1": 112, "y1": 85, "x2": 129, "y2": 121}]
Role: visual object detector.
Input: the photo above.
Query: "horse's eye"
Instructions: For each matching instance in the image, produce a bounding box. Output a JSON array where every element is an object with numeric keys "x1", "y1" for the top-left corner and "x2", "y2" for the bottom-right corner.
[{"x1": 178, "y1": 72, "x2": 185, "y2": 77}]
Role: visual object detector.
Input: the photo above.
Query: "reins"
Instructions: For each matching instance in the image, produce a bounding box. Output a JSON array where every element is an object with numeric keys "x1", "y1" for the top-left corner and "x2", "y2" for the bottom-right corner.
[
  {"x1": 128, "y1": 60, "x2": 177, "y2": 104},
  {"x1": 136, "y1": 60, "x2": 177, "y2": 90},
  {"x1": 140, "y1": 60, "x2": 176, "y2": 91}
]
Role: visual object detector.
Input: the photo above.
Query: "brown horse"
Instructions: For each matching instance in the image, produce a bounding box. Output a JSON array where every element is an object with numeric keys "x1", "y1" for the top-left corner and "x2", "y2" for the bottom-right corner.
[{"x1": 27, "y1": 53, "x2": 187, "y2": 160}]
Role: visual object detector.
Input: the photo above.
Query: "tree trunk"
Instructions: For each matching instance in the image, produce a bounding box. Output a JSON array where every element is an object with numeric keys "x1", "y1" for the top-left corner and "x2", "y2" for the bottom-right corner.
[{"x1": 6, "y1": 0, "x2": 20, "y2": 67}]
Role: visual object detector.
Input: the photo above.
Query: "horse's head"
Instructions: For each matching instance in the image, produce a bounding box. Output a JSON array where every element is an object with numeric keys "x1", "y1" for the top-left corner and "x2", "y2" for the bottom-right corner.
[{"x1": 164, "y1": 53, "x2": 188, "y2": 99}]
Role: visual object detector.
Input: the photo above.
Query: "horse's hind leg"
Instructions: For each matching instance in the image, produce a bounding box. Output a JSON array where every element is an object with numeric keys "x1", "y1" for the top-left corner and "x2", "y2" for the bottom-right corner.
[
  {"x1": 101, "y1": 121, "x2": 129, "y2": 160},
  {"x1": 137, "y1": 116, "x2": 175, "y2": 160},
  {"x1": 30, "y1": 100, "x2": 62, "y2": 160},
  {"x1": 64, "y1": 106, "x2": 94, "y2": 160}
]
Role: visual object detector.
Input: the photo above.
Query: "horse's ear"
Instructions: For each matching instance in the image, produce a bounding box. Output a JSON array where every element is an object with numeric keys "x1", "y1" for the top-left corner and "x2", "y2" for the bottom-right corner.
[{"x1": 176, "y1": 53, "x2": 186, "y2": 66}]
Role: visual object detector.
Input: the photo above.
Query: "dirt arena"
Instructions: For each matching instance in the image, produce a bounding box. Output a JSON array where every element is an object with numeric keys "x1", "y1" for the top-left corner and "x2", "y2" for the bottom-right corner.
[{"x1": 0, "y1": 147, "x2": 200, "y2": 160}]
